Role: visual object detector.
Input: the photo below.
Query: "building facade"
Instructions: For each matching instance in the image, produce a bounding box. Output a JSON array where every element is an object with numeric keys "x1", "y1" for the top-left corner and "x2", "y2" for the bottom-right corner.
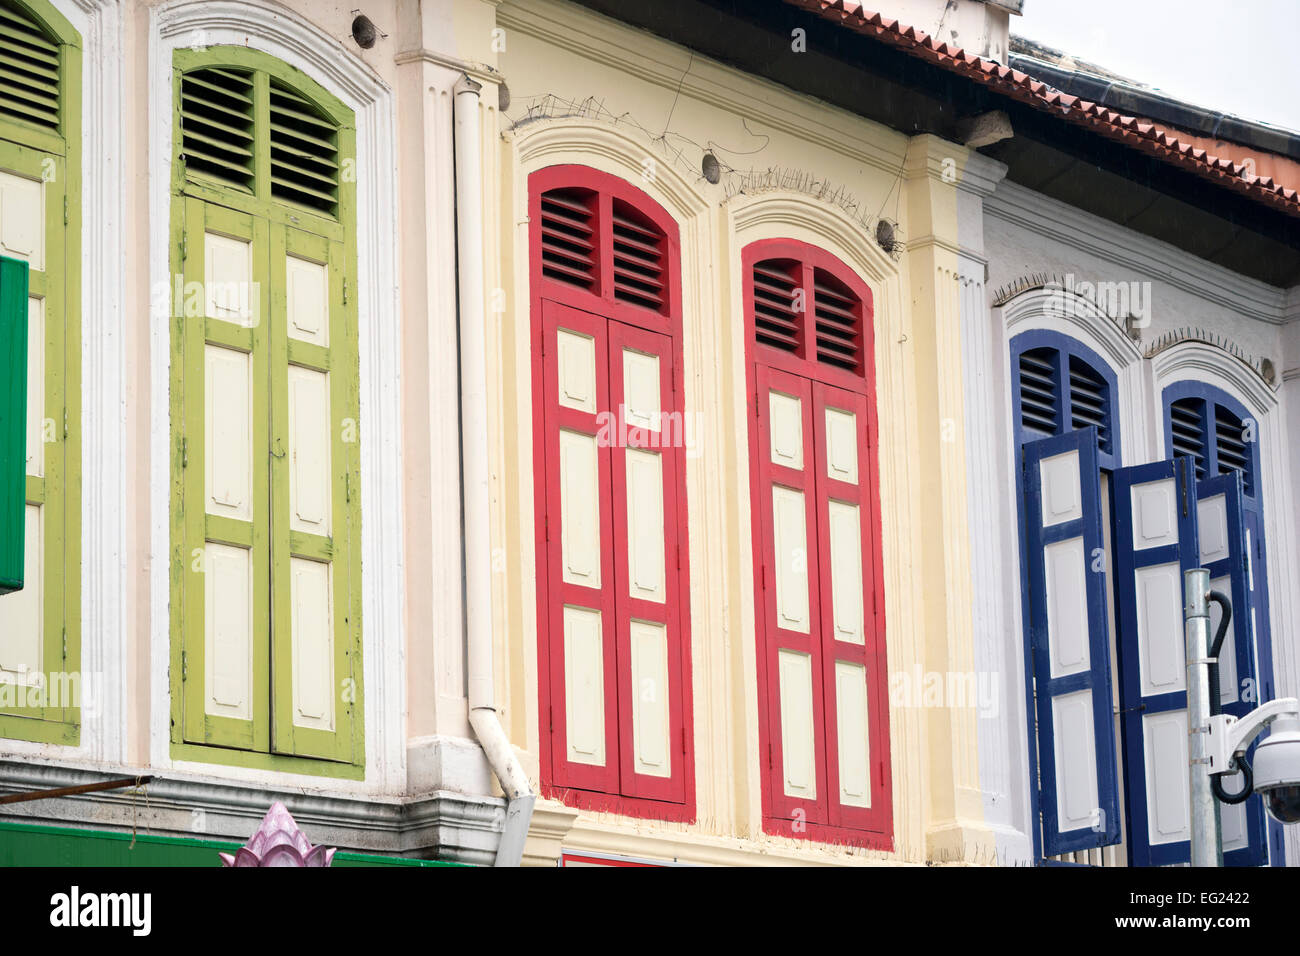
[{"x1": 0, "y1": 0, "x2": 1296, "y2": 867}]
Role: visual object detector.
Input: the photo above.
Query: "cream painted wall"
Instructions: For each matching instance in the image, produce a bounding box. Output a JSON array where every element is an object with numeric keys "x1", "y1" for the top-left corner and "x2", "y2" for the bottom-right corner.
[{"x1": 484, "y1": 0, "x2": 995, "y2": 865}]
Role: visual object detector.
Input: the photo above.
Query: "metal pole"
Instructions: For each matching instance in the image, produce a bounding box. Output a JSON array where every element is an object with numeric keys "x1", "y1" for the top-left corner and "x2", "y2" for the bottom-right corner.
[{"x1": 1185, "y1": 568, "x2": 1222, "y2": 866}]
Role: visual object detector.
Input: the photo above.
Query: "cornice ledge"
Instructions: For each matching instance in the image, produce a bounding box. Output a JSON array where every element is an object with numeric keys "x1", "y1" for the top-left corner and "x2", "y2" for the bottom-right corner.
[
  {"x1": 496, "y1": 1, "x2": 908, "y2": 178},
  {"x1": 986, "y1": 180, "x2": 1287, "y2": 324},
  {"x1": 0, "y1": 760, "x2": 506, "y2": 863},
  {"x1": 393, "y1": 47, "x2": 500, "y2": 85}
]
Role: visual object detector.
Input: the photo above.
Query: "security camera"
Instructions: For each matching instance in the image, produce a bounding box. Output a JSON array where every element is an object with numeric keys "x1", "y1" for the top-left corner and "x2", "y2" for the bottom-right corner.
[
  {"x1": 1251, "y1": 717, "x2": 1300, "y2": 824},
  {"x1": 1208, "y1": 700, "x2": 1300, "y2": 825}
]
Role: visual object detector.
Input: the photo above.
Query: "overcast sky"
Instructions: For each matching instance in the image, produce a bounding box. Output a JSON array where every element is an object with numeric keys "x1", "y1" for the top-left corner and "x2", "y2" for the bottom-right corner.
[{"x1": 1013, "y1": 0, "x2": 1300, "y2": 134}]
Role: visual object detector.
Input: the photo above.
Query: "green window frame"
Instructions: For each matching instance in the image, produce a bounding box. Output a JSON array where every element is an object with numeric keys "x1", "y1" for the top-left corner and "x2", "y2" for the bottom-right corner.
[
  {"x1": 0, "y1": 0, "x2": 82, "y2": 745},
  {"x1": 168, "y1": 46, "x2": 363, "y2": 776}
]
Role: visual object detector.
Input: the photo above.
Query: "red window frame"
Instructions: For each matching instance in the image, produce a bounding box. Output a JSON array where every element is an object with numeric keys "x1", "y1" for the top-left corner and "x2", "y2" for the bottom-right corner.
[
  {"x1": 744, "y1": 238, "x2": 892, "y2": 849},
  {"x1": 530, "y1": 165, "x2": 695, "y2": 822}
]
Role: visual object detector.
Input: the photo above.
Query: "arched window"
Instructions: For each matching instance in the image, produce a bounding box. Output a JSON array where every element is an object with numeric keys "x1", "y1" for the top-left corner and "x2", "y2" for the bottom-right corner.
[
  {"x1": 743, "y1": 238, "x2": 891, "y2": 849},
  {"x1": 1010, "y1": 329, "x2": 1123, "y2": 862},
  {"x1": 1164, "y1": 381, "x2": 1280, "y2": 863},
  {"x1": 0, "y1": 0, "x2": 82, "y2": 745},
  {"x1": 169, "y1": 48, "x2": 362, "y2": 770},
  {"x1": 530, "y1": 165, "x2": 694, "y2": 820}
]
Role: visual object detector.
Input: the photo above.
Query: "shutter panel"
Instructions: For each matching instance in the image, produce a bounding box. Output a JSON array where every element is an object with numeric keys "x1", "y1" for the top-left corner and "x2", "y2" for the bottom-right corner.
[
  {"x1": 755, "y1": 364, "x2": 827, "y2": 824},
  {"x1": 540, "y1": 300, "x2": 620, "y2": 793},
  {"x1": 1022, "y1": 426, "x2": 1120, "y2": 854},
  {"x1": 178, "y1": 198, "x2": 271, "y2": 751},
  {"x1": 270, "y1": 224, "x2": 357, "y2": 761},
  {"x1": 812, "y1": 381, "x2": 890, "y2": 831},
  {"x1": 1195, "y1": 470, "x2": 1267, "y2": 865},
  {"x1": 609, "y1": 320, "x2": 684, "y2": 801},
  {"x1": 1111, "y1": 457, "x2": 1200, "y2": 866}
]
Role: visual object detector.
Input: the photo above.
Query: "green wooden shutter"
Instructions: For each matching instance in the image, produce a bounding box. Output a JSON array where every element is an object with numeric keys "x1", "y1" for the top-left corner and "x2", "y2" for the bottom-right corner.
[
  {"x1": 0, "y1": 0, "x2": 85, "y2": 745},
  {"x1": 170, "y1": 49, "x2": 360, "y2": 771}
]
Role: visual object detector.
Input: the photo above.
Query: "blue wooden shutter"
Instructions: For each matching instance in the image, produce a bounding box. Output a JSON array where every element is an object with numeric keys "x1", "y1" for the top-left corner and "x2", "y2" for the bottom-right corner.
[
  {"x1": 1111, "y1": 457, "x2": 1200, "y2": 866},
  {"x1": 1022, "y1": 426, "x2": 1120, "y2": 854},
  {"x1": 1195, "y1": 471, "x2": 1268, "y2": 866}
]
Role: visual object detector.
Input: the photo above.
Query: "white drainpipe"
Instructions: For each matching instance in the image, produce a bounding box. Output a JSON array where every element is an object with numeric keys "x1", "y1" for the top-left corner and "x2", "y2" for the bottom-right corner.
[{"x1": 453, "y1": 73, "x2": 535, "y2": 866}]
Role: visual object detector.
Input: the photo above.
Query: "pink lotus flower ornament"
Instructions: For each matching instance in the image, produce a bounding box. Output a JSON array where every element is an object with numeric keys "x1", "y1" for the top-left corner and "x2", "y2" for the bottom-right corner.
[{"x1": 219, "y1": 801, "x2": 336, "y2": 867}]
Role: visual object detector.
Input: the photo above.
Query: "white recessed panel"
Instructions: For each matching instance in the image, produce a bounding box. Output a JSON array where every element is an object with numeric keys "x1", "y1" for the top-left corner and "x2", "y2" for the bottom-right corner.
[
  {"x1": 1197, "y1": 494, "x2": 1229, "y2": 564},
  {"x1": 1208, "y1": 574, "x2": 1239, "y2": 708},
  {"x1": 630, "y1": 620, "x2": 671, "y2": 778},
  {"x1": 1143, "y1": 709, "x2": 1190, "y2": 846},
  {"x1": 828, "y1": 500, "x2": 864, "y2": 645},
  {"x1": 286, "y1": 255, "x2": 329, "y2": 347},
  {"x1": 772, "y1": 485, "x2": 809, "y2": 634},
  {"x1": 778, "y1": 649, "x2": 817, "y2": 800},
  {"x1": 768, "y1": 390, "x2": 803, "y2": 470},
  {"x1": 625, "y1": 448, "x2": 664, "y2": 603},
  {"x1": 556, "y1": 329, "x2": 596, "y2": 414},
  {"x1": 290, "y1": 557, "x2": 334, "y2": 732},
  {"x1": 1130, "y1": 478, "x2": 1178, "y2": 550},
  {"x1": 1136, "y1": 561, "x2": 1185, "y2": 697},
  {"x1": 204, "y1": 231, "x2": 254, "y2": 326},
  {"x1": 1052, "y1": 689, "x2": 1099, "y2": 834},
  {"x1": 25, "y1": 296, "x2": 43, "y2": 478},
  {"x1": 1220, "y1": 780, "x2": 1249, "y2": 852},
  {"x1": 288, "y1": 365, "x2": 332, "y2": 537},
  {"x1": 825, "y1": 407, "x2": 858, "y2": 485},
  {"x1": 204, "y1": 542, "x2": 253, "y2": 721},
  {"x1": 835, "y1": 660, "x2": 871, "y2": 808},
  {"x1": 0, "y1": 505, "x2": 43, "y2": 685},
  {"x1": 1039, "y1": 450, "x2": 1082, "y2": 527},
  {"x1": 559, "y1": 430, "x2": 601, "y2": 590},
  {"x1": 204, "y1": 345, "x2": 252, "y2": 522},
  {"x1": 622, "y1": 348, "x2": 660, "y2": 432},
  {"x1": 1044, "y1": 535, "x2": 1088, "y2": 678},
  {"x1": 0, "y1": 170, "x2": 43, "y2": 270},
  {"x1": 563, "y1": 605, "x2": 605, "y2": 767}
]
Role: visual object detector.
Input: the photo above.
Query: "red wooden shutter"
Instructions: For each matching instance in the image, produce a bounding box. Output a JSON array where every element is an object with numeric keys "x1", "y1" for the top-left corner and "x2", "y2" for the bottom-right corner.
[
  {"x1": 745, "y1": 239, "x2": 891, "y2": 848},
  {"x1": 531, "y1": 166, "x2": 693, "y2": 821}
]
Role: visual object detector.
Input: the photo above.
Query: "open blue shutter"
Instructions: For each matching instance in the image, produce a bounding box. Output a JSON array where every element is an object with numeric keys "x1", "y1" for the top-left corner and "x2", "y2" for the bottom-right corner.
[
  {"x1": 1022, "y1": 426, "x2": 1120, "y2": 854},
  {"x1": 1112, "y1": 457, "x2": 1199, "y2": 866},
  {"x1": 1195, "y1": 472, "x2": 1268, "y2": 866}
]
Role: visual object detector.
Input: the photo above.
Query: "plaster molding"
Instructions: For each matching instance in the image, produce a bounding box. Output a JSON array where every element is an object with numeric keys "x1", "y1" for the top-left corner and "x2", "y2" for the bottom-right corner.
[
  {"x1": 987, "y1": 181, "x2": 1289, "y2": 325},
  {"x1": 1149, "y1": 342, "x2": 1279, "y2": 415},
  {"x1": 0, "y1": 760, "x2": 505, "y2": 865},
  {"x1": 393, "y1": 47, "x2": 500, "y2": 85},
  {"x1": 147, "y1": 0, "x2": 405, "y2": 792},
  {"x1": 496, "y1": 0, "x2": 910, "y2": 179}
]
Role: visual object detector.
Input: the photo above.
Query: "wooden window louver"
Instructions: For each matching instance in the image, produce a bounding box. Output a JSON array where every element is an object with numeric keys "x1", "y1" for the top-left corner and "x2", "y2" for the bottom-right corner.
[{"x1": 0, "y1": 1, "x2": 61, "y2": 132}]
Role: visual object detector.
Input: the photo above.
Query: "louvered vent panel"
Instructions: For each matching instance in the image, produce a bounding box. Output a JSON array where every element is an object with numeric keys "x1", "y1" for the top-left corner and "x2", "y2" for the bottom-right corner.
[
  {"x1": 813, "y1": 268, "x2": 862, "y2": 373},
  {"x1": 752, "y1": 258, "x2": 801, "y2": 355},
  {"x1": 1069, "y1": 355, "x2": 1111, "y2": 454},
  {"x1": 1169, "y1": 398, "x2": 1209, "y2": 481},
  {"x1": 180, "y1": 67, "x2": 255, "y2": 191},
  {"x1": 1018, "y1": 348, "x2": 1058, "y2": 438},
  {"x1": 1214, "y1": 405, "x2": 1254, "y2": 497},
  {"x1": 269, "y1": 79, "x2": 340, "y2": 214},
  {"x1": 611, "y1": 199, "x2": 666, "y2": 312},
  {"x1": 539, "y1": 187, "x2": 597, "y2": 291},
  {"x1": 0, "y1": 2, "x2": 61, "y2": 132}
]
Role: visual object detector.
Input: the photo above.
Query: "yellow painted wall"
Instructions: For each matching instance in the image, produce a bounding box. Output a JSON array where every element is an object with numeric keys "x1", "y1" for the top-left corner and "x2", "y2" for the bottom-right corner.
[{"x1": 475, "y1": 0, "x2": 992, "y2": 865}]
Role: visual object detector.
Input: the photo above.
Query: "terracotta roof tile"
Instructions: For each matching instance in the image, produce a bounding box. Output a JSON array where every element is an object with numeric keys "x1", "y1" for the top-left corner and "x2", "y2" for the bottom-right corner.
[{"x1": 781, "y1": 0, "x2": 1300, "y2": 216}]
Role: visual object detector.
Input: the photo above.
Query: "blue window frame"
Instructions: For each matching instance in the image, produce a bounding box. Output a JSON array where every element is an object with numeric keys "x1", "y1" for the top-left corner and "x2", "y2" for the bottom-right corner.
[{"x1": 1010, "y1": 330, "x2": 1122, "y2": 861}]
